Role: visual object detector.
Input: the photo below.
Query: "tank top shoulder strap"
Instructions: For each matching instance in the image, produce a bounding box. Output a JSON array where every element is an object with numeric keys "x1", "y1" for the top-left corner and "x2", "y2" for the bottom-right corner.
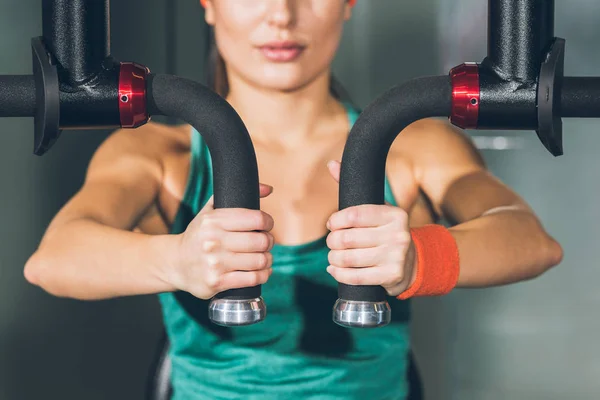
[
  {"x1": 171, "y1": 127, "x2": 214, "y2": 234},
  {"x1": 188, "y1": 128, "x2": 214, "y2": 213},
  {"x1": 341, "y1": 102, "x2": 399, "y2": 208}
]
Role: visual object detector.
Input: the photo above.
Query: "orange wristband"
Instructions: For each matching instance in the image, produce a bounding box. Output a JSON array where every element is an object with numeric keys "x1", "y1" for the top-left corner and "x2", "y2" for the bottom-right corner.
[{"x1": 397, "y1": 225, "x2": 460, "y2": 300}]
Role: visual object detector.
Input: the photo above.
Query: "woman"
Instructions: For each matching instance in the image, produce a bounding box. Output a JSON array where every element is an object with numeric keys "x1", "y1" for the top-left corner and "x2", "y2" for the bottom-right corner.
[{"x1": 24, "y1": 1, "x2": 563, "y2": 399}]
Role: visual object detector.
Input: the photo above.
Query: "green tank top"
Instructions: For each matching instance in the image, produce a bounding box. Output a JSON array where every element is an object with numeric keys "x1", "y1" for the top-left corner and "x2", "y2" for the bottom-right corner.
[{"x1": 159, "y1": 105, "x2": 412, "y2": 400}]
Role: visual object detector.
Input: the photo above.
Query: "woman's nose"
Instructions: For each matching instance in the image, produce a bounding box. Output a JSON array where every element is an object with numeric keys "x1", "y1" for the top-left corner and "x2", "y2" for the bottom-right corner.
[{"x1": 267, "y1": 0, "x2": 296, "y2": 29}]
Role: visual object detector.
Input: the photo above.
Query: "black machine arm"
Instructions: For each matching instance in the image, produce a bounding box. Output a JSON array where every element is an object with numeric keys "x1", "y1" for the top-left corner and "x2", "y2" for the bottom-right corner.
[
  {"x1": 0, "y1": 0, "x2": 265, "y2": 327},
  {"x1": 2, "y1": 0, "x2": 600, "y2": 329},
  {"x1": 562, "y1": 77, "x2": 600, "y2": 118},
  {"x1": 0, "y1": 76, "x2": 36, "y2": 117},
  {"x1": 333, "y1": 0, "x2": 600, "y2": 328}
]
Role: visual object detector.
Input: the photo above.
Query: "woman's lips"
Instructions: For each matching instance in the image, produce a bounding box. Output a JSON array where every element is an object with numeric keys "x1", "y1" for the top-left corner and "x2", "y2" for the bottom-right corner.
[{"x1": 258, "y1": 42, "x2": 305, "y2": 62}]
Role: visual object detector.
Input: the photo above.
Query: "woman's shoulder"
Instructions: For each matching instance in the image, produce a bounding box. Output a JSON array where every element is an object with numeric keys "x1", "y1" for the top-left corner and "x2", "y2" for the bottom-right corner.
[
  {"x1": 387, "y1": 118, "x2": 484, "y2": 175},
  {"x1": 83, "y1": 122, "x2": 193, "y2": 196},
  {"x1": 111, "y1": 121, "x2": 191, "y2": 151},
  {"x1": 92, "y1": 122, "x2": 192, "y2": 165},
  {"x1": 385, "y1": 118, "x2": 485, "y2": 216}
]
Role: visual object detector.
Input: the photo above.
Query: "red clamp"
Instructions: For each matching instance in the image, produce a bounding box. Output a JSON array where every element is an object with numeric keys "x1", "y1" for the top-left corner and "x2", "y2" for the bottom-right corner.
[
  {"x1": 450, "y1": 63, "x2": 480, "y2": 129},
  {"x1": 118, "y1": 62, "x2": 150, "y2": 128}
]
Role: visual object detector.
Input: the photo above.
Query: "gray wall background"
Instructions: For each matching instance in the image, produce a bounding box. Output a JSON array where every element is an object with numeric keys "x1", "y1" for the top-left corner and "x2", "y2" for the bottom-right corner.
[
  {"x1": 0, "y1": 1, "x2": 598, "y2": 399},
  {"x1": 0, "y1": 1, "x2": 206, "y2": 399},
  {"x1": 431, "y1": 1, "x2": 600, "y2": 399}
]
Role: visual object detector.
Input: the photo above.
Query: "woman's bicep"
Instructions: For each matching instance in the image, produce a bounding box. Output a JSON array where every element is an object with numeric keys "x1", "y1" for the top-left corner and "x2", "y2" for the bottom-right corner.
[
  {"x1": 437, "y1": 170, "x2": 531, "y2": 225},
  {"x1": 395, "y1": 119, "x2": 529, "y2": 224}
]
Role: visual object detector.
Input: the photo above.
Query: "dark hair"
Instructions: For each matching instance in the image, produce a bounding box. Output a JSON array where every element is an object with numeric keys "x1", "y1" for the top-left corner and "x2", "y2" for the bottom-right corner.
[{"x1": 204, "y1": 28, "x2": 355, "y2": 105}]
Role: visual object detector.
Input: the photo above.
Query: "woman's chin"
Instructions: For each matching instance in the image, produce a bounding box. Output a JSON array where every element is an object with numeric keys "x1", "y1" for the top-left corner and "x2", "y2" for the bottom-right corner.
[{"x1": 256, "y1": 74, "x2": 319, "y2": 94}]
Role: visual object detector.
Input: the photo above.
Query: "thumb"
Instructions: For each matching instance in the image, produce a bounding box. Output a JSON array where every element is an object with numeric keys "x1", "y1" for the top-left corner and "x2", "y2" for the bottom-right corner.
[
  {"x1": 327, "y1": 160, "x2": 341, "y2": 183},
  {"x1": 259, "y1": 183, "x2": 274, "y2": 198}
]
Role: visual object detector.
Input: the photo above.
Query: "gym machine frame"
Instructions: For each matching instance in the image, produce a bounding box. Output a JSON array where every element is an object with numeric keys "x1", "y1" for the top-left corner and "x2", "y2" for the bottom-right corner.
[
  {"x1": 335, "y1": 0, "x2": 600, "y2": 328},
  {"x1": 0, "y1": 0, "x2": 599, "y2": 329},
  {"x1": 0, "y1": 0, "x2": 265, "y2": 328}
]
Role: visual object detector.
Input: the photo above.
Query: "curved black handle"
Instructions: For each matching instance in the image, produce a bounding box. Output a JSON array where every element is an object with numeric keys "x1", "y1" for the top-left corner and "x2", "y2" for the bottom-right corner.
[
  {"x1": 146, "y1": 73, "x2": 261, "y2": 301},
  {"x1": 337, "y1": 75, "x2": 452, "y2": 304}
]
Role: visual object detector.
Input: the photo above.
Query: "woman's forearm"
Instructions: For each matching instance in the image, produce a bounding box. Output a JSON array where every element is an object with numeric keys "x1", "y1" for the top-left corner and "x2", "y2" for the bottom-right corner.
[
  {"x1": 24, "y1": 219, "x2": 178, "y2": 300},
  {"x1": 450, "y1": 210, "x2": 563, "y2": 287}
]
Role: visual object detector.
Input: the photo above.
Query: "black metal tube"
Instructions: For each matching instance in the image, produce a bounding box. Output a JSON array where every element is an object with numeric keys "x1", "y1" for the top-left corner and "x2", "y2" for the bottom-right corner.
[
  {"x1": 42, "y1": 0, "x2": 110, "y2": 85},
  {"x1": 58, "y1": 60, "x2": 121, "y2": 129},
  {"x1": 338, "y1": 75, "x2": 452, "y2": 304},
  {"x1": 146, "y1": 73, "x2": 261, "y2": 305},
  {"x1": 478, "y1": 66, "x2": 538, "y2": 129},
  {"x1": 488, "y1": 0, "x2": 555, "y2": 82},
  {"x1": 562, "y1": 77, "x2": 600, "y2": 118},
  {"x1": 0, "y1": 75, "x2": 36, "y2": 117}
]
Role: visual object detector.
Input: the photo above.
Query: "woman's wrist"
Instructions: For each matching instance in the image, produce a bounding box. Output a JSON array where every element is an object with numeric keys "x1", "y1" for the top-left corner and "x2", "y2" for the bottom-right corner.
[
  {"x1": 147, "y1": 233, "x2": 181, "y2": 294},
  {"x1": 397, "y1": 225, "x2": 460, "y2": 300}
]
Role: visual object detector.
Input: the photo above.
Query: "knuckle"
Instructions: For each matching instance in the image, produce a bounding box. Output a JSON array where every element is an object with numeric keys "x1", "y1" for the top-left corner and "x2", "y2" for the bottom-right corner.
[
  {"x1": 348, "y1": 208, "x2": 360, "y2": 225},
  {"x1": 392, "y1": 208, "x2": 408, "y2": 223},
  {"x1": 201, "y1": 213, "x2": 217, "y2": 227},
  {"x1": 328, "y1": 214, "x2": 338, "y2": 230},
  {"x1": 257, "y1": 253, "x2": 270, "y2": 269},
  {"x1": 265, "y1": 252, "x2": 273, "y2": 268},
  {"x1": 328, "y1": 251, "x2": 337, "y2": 266},
  {"x1": 248, "y1": 273, "x2": 261, "y2": 287},
  {"x1": 341, "y1": 231, "x2": 353, "y2": 248},
  {"x1": 258, "y1": 233, "x2": 271, "y2": 251},
  {"x1": 266, "y1": 233, "x2": 275, "y2": 250},
  {"x1": 382, "y1": 272, "x2": 399, "y2": 287},
  {"x1": 342, "y1": 251, "x2": 355, "y2": 266},
  {"x1": 326, "y1": 232, "x2": 337, "y2": 249},
  {"x1": 392, "y1": 266, "x2": 405, "y2": 283},
  {"x1": 205, "y1": 271, "x2": 221, "y2": 290},
  {"x1": 391, "y1": 231, "x2": 411, "y2": 246},
  {"x1": 265, "y1": 213, "x2": 274, "y2": 230},
  {"x1": 206, "y1": 254, "x2": 223, "y2": 270},
  {"x1": 200, "y1": 228, "x2": 218, "y2": 241},
  {"x1": 262, "y1": 269, "x2": 273, "y2": 283},
  {"x1": 270, "y1": 234, "x2": 276, "y2": 250},
  {"x1": 254, "y1": 212, "x2": 265, "y2": 229},
  {"x1": 202, "y1": 238, "x2": 221, "y2": 253},
  {"x1": 330, "y1": 269, "x2": 340, "y2": 280},
  {"x1": 257, "y1": 212, "x2": 271, "y2": 230}
]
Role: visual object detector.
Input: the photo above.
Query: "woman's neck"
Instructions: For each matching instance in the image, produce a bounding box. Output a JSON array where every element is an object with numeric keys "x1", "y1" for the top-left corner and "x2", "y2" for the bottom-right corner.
[{"x1": 225, "y1": 70, "x2": 345, "y2": 147}]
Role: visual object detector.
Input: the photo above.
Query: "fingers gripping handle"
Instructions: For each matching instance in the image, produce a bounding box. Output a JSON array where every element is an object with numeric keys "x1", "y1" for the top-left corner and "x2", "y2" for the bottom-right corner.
[
  {"x1": 334, "y1": 76, "x2": 452, "y2": 328},
  {"x1": 146, "y1": 73, "x2": 265, "y2": 326}
]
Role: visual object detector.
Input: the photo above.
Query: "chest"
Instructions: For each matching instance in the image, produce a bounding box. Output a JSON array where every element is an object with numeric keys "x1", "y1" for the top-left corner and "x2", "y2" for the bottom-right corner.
[
  {"x1": 143, "y1": 143, "x2": 434, "y2": 238},
  {"x1": 254, "y1": 143, "x2": 430, "y2": 245},
  {"x1": 254, "y1": 145, "x2": 338, "y2": 244}
]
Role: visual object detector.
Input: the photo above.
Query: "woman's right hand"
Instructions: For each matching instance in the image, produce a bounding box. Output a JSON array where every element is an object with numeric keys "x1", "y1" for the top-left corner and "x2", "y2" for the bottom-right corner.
[{"x1": 167, "y1": 184, "x2": 275, "y2": 299}]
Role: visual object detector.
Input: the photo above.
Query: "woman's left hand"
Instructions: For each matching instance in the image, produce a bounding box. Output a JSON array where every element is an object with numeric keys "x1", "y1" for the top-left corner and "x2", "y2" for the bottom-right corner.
[{"x1": 325, "y1": 160, "x2": 417, "y2": 296}]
